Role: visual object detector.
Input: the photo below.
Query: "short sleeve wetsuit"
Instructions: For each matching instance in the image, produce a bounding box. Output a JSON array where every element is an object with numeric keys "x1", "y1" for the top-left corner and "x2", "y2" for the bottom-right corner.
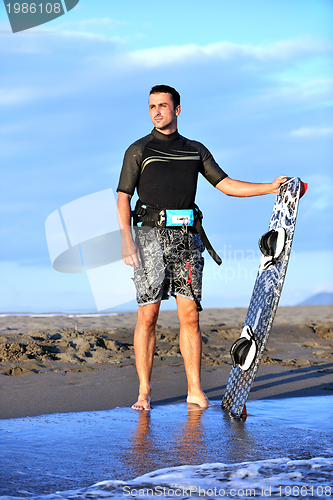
[
  {"x1": 117, "y1": 128, "x2": 228, "y2": 306},
  {"x1": 117, "y1": 128, "x2": 228, "y2": 208}
]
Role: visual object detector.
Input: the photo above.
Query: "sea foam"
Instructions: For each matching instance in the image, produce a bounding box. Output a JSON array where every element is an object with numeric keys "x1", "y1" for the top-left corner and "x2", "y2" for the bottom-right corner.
[{"x1": 0, "y1": 457, "x2": 332, "y2": 500}]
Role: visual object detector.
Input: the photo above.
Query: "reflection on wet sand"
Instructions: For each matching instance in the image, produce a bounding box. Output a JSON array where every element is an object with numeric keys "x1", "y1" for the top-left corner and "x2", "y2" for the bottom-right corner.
[
  {"x1": 128, "y1": 411, "x2": 154, "y2": 477},
  {"x1": 126, "y1": 404, "x2": 254, "y2": 479},
  {"x1": 175, "y1": 406, "x2": 205, "y2": 463},
  {"x1": 128, "y1": 406, "x2": 207, "y2": 478}
]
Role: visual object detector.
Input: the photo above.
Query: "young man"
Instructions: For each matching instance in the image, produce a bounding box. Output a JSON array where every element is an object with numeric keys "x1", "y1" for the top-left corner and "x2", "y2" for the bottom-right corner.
[{"x1": 117, "y1": 85, "x2": 286, "y2": 410}]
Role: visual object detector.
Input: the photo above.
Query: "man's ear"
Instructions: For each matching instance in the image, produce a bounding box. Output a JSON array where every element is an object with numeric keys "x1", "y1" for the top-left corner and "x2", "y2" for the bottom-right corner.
[{"x1": 175, "y1": 105, "x2": 181, "y2": 117}]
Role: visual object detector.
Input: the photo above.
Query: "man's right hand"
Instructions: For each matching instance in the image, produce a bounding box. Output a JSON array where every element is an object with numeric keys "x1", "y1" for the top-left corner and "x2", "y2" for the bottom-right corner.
[{"x1": 121, "y1": 240, "x2": 141, "y2": 267}]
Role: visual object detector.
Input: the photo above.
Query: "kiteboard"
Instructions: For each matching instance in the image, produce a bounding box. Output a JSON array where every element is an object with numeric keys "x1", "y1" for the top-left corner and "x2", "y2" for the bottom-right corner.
[{"x1": 221, "y1": 177, "x2": 307, "y2": 418}]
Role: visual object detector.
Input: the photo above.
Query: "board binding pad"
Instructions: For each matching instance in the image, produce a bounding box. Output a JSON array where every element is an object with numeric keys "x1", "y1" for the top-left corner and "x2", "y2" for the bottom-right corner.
[{"x1": 222, "y1": 177, "x2": 306, "y2": 418}]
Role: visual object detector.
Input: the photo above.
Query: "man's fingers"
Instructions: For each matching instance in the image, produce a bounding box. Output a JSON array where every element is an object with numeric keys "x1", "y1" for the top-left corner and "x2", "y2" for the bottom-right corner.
[
  {"x1": 275, "y1": 175, "x2": 287, "y2": 185},
  {"x1": 123, "y1": 256, "x2": 135, "y2": 267},
  {"x1": 271, "y1": 175, "x2": 288, "y2": 193},
  {"x1": 123, "y1": 251, "x2": 141, "y2": 267},
  {"x1": 130, "y1": 251, "x2": 141, "y2": 268},
  {"x1": 121, "y1": 241, "x2": 141, "y2": 267}
]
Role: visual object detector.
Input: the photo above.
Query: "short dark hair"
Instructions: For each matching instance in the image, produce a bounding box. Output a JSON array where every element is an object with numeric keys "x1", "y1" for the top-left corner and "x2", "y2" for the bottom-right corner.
[{"x1": 149, "y1": 85, "x2": 180, "y2": 109}]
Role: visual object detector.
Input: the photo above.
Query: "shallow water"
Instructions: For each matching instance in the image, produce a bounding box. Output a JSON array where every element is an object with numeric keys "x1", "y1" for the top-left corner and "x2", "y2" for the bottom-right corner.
[{"x1": 0, "y1": 396, "x2": 332, "y2": 499}]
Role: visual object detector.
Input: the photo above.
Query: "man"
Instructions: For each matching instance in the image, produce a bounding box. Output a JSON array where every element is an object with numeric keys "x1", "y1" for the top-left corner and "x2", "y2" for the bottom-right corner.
[{"x1": 117, "y1": 85, "x2": 286, "y2": 411}]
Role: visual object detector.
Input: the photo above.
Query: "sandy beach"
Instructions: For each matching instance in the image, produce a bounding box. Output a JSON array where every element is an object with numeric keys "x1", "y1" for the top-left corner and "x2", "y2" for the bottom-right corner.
[
  {"x1": 1, "y1": 305, "x2": 333, "y2": 498},
  {"x1": 0, "y1": 305, "x2": 332, "y2": 419}
]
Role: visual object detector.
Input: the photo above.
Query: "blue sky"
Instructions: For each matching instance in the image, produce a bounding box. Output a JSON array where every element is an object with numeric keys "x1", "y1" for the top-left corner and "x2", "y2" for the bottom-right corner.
[{"x1": 0, "y1": 0, "x2": 332, "y2": 312}]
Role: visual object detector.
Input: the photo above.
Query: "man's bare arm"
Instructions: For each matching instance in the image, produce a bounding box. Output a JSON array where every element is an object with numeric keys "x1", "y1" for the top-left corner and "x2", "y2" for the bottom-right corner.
[
  {"x1": 117, "y1": 192, "x2": 140, "y2": 267},
  {"x1": 216, "y1": 175, "x2": 287, "y2": 197}
]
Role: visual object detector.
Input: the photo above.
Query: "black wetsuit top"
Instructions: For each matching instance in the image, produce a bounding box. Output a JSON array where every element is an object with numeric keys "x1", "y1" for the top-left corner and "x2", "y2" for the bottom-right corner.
[{"x1": 117, "y1": 128, "x2": 228, "y2": 209}]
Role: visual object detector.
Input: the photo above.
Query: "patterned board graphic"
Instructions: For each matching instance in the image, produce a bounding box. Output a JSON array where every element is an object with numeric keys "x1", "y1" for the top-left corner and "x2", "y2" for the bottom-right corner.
[{"x1": 222, "y1": 177, "x2": 303, "y2": 418}]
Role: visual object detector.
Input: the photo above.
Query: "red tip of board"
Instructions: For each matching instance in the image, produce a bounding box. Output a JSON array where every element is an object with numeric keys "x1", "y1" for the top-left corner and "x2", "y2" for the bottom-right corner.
[
  {"x1": 239, "y1": 404, "x2": 248, "y2": 421},
  {"x1": 300, "y1": 181, "x2": 308, "y2": 198}
]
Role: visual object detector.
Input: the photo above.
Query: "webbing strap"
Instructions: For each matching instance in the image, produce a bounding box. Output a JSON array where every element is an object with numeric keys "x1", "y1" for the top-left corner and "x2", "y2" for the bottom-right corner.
[
  {"x1": 183, "y1": 230, "x2": 203, "y2": 312},
  {"x1": 194, "y1": 218, "x2": 222, "y2": 266}
]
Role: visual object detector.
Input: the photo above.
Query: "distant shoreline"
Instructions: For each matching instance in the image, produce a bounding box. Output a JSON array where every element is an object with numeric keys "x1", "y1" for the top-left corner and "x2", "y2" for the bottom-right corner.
[
  {"x1": 0, "y1": 312, "x2": 122, "y2": 317},
  {"x1": 0, "y1": 304, "x2": 332, "y2": 325},
  {"x1": 1, "y1": 303, "x2": 332, "y2": 317}
]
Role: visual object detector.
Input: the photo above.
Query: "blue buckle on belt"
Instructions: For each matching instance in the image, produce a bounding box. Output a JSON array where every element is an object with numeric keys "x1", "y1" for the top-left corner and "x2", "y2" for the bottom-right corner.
[{"x1": 165, "y1": 209, "x2": 194, "y2": 227}]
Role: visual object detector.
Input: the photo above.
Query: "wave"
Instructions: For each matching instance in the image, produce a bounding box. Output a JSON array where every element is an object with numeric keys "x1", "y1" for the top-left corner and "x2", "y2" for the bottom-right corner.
[{"x1": 1, "y1": 457, "x2": 332, "y2": 500}]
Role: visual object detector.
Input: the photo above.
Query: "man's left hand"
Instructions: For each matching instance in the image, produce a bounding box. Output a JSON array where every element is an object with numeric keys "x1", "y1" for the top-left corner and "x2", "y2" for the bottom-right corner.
[{"x1": 270, "y1": 175, "x2": 288, "y2": 193}]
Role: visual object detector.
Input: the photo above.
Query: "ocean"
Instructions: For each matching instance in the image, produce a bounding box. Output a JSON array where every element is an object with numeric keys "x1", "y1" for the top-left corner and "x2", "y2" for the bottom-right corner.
[{"x1": 0, "y1": 396, "x2": 332, "y2": 499}]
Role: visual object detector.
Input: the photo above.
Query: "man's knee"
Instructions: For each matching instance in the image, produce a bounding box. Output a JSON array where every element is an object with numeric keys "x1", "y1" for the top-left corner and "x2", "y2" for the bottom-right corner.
[
  {"x1": 177, "y1": 297, "x2": 200, "y2": 330},
  {"x1": 137, "y1": 303, "x2": 160, "y2": 330}
]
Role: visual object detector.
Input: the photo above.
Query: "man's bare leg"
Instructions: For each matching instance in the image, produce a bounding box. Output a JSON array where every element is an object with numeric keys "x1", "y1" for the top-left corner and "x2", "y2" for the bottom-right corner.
[
  {"x1": 132, "y1": 301, "x2": 161, "y2": 410},
  {"x1": 176, "y1": 295, "x2": 210, "y2": 407}
]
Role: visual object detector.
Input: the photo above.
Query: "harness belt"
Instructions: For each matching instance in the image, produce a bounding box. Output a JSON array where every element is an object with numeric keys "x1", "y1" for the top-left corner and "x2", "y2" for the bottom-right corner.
[{"x1": 133, "y1": 201, "x2": 222, "y2": 266}]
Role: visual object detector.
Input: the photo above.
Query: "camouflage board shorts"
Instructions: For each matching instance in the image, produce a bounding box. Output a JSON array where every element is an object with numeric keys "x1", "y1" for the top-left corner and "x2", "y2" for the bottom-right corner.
[{"x1": 133, "y1": 227, "x2": 205, "y2": 306}]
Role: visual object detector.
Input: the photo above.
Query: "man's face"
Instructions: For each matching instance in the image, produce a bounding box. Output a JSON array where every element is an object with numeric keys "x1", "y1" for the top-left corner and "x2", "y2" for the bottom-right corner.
[{"x1": 148, "y1": 92, "x2": 181, "y2": 133}]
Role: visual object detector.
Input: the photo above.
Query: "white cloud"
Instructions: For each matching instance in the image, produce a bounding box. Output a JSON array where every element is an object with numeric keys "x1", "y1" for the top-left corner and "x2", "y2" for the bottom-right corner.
[
  {"x1": 1, "y1": 34, "x2": 331, "y2": 110},
  {"x1": 0, "y1": 20, "x2": 120, "y2": 54},
  {"x1": 1, "y1": 15, "x2": 332, "y2": 64},
  {"x1": 127, "y1": 37, "x2": 333, "y2": 67},
  {"x1": 240, "y1": 78, "x2": 333, "y2": 114},
  {"x1": 290, "y1": 126, "x2": 333, "y2": 137}
]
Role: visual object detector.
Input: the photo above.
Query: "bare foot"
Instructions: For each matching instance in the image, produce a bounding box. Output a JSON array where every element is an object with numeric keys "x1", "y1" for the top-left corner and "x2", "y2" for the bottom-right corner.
[
  {"x1": 187, "y1": 391, "x2": 211, "y2": 408},
  {"x1": 131, "y1": 394, "x2": 151, "y2": 411}
]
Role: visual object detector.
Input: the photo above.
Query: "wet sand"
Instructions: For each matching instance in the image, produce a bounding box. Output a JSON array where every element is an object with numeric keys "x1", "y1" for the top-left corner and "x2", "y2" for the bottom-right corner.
[
  {"x1": 0, "y1": 397, "x2": 332, "y2": 497},
  {"x1": 0, "y1": 306, "x2": 332, "y2": 419}
]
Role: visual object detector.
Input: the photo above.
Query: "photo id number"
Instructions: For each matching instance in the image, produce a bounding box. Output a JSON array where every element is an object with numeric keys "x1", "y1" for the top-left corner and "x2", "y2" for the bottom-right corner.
[
  {"x1": 277, "y1": 485, "x2": 332, "y2": 496},
  {"x1": 6, "y1": 3, "x2": 62, "y2": 14}
]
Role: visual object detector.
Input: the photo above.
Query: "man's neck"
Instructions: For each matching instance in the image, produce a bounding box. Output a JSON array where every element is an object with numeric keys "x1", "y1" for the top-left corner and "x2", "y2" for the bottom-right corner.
[
  {"x1": 155, "y1": 125, "x2": 177, "y2": 135},
  {"x1": 152, "y1": 128, "x2": 179, "y2": 140}
]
